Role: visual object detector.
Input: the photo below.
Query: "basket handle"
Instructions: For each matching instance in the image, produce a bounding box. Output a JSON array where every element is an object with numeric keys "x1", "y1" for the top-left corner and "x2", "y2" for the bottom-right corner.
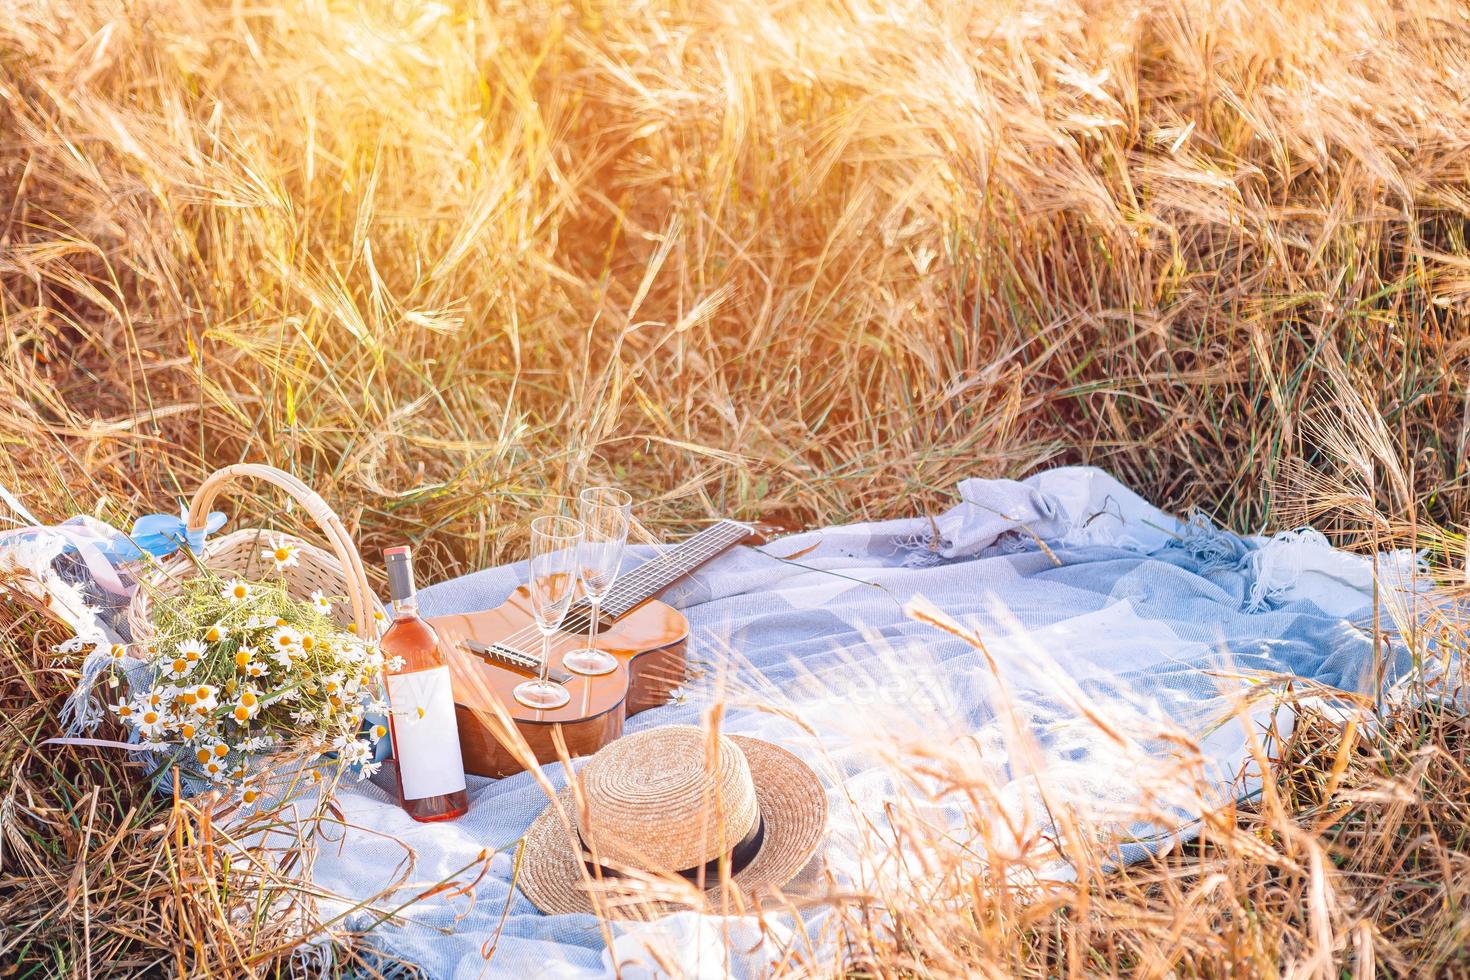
[{"x1": 186, "y1": 464, "x2": 377, "y2": 638}]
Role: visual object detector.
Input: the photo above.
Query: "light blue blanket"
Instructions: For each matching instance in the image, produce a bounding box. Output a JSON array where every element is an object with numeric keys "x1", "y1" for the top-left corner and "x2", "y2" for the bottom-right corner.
[{"x1": 311, "y1": 467, "x2": 1423, "y2": 977}]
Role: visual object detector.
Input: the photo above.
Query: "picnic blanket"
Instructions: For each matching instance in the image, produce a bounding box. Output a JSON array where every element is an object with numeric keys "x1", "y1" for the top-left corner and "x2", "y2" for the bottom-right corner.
[{"x1": 310, "y1": 466, "x2": 1426, "y2": 978}]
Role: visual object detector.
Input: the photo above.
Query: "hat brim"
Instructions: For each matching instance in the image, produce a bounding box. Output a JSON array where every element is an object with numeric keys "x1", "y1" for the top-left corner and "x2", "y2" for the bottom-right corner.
[{"x1": 517, "y1": 735, "x2": 828, "y2": 918}]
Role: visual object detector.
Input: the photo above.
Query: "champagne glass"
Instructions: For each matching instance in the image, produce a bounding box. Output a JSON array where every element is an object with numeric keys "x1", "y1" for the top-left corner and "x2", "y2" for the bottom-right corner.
[
  {"x1": 513, "y1": 515, "x2": 582, "y2": 710},
  {"x1": 563, "y1": 487, "x2": 632, "y2": 676}
]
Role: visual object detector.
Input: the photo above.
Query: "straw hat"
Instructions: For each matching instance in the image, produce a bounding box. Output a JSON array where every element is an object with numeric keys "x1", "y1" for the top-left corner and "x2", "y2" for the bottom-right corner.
[{"x1": 519, "y1": 726, "x2": 827, "y2": 917}]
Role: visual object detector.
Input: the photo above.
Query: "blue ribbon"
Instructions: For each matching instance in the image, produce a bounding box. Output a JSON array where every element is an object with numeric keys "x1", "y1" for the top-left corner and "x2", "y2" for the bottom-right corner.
[{"x1": 119, "y1": 510, "x2": 227, "y2": 561}]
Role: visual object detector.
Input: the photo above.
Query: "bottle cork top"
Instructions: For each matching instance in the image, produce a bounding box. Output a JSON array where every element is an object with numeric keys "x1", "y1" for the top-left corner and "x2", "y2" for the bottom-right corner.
[{"x1": 384, "y1": 546, "x2": 415, "y2": 602}]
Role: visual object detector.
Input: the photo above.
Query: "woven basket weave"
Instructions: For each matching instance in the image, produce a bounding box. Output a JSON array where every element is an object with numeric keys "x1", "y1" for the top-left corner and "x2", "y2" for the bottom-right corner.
[{"x1": 127, "y1": 464, "x2": 383, "y2": 643}]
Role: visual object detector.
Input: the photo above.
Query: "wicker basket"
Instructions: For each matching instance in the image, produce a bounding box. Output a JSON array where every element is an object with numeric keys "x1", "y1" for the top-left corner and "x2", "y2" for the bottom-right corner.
[{"x1": 127, "y1": 464, "x2": 383, "y2": 643}]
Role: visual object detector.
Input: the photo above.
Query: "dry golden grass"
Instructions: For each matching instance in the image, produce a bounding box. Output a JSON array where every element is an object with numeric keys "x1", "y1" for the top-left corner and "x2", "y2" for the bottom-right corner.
[{"x1": 2, "y1": 0, "x2": 1470, "y2": 974}]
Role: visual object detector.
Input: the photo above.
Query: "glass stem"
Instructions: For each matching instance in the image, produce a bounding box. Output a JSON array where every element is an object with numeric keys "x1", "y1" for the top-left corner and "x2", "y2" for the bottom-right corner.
[
  {"x1": 588, "y1": 597, "x2": 600, "y2": 643},
  {"x1": 540, "y1": 628, "x2": 552, "y2": 685}
]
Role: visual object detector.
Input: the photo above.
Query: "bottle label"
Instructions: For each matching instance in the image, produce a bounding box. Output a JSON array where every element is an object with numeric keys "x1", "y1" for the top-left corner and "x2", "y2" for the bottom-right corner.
[{"x1": 385, "y1": 666, "x2": 467, "y2": 800}]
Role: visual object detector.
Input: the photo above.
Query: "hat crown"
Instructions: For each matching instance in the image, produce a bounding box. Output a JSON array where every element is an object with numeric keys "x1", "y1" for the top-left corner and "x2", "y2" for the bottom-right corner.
[{"x1": 578, "y1": 726, "x2": 760, "y2": 874}]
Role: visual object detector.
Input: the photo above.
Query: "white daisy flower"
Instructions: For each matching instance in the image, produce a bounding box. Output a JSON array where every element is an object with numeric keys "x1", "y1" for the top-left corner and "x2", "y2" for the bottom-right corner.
[
  {"x1": 191, "y1": 740, "x2": 228, "y2": 768},
  {"x1": 133, "y1": 688, "x2": 176, "y2": 712},
  {"x1": 337, "y1": 738, "x2": 373, "y2": 767},
  {"x1": 165, "y1": 656, "x2": 196, "y2": 680},
  {"x1": 203, "y1": 621, "x2": 229, "y2": 645},
  {"x1": 106, "y1": 642, "x2": 129, "y2": 661},
  {"x1": 109, "y1": 700, "x2": 136, "y2": 722},
  {"x1": 177, "y1": 638, "x2": 206, "y2": 664},
  {"x1": 384, "y1": 655, "x2": 406, "y2": 672},
  {"x1": 221, "y1": 579, "x2": 253, "y2": 603},
  {"x1": 229, "y1": 689, "x2": 262, "y2": 723},
  {"x1": 291, "y1": 707, "x2": 317, "y2": 726},
  {"x1": 134, "y1": 706, "x2": 167, "y2": 737},
  {"x1": 184, "y1": 683, "x2": 219, "y2": 717},
  {"x1": 269, "y1": 626, "x2": 302, "y2": 658},
  {"x1": 262, "y1": 535, "x2": 300, "y2": 572},
  {"x1": 357, "y1": 761, "x2": 383, "y2": 780},
  {"x1": 309, "y1": 590, "x2": 334, "y2": 614}
]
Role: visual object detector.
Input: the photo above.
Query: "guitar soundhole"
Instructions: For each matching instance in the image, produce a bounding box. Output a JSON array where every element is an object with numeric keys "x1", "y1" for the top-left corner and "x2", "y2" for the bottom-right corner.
[{"x1": 564, "y1": 606, "x2": 611, "y2": 636}]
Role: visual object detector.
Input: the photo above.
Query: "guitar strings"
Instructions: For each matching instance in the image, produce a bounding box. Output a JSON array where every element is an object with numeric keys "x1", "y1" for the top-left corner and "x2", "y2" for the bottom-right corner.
[
  {"x1": 491, "y1": 523, "x2": 741, "y2": 655},
  {"x1": 488, "y1": 522, "x2": 747, "y2": 657}
]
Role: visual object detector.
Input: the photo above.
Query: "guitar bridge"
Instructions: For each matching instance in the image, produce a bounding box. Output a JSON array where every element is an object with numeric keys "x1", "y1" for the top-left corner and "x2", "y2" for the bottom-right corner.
[{"x1": 460, "y1": 640, "x2": 574, "y2": 685}]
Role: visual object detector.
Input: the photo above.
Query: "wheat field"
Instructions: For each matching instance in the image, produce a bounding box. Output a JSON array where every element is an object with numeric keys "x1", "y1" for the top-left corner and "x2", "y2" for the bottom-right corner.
[{"x1": 2, "y1": 0, "x2": 1470, "y2": 975}]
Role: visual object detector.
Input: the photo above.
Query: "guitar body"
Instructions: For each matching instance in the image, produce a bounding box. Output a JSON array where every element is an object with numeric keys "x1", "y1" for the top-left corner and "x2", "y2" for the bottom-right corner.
[{"x1": 427, "y1": 587, "x2": 689, "y2": 778}]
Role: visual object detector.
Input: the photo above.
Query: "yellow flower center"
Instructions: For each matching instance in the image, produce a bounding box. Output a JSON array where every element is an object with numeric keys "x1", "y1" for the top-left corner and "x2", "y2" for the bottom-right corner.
[
  {"x1": 275, "y1": 547, "x2": 290, "y2": 561},
  {"x1": 195, "y1": 748, "x2": 210, "y2": 764},
  {"x1": 181, "y1": 724, "x2": 196, "y2": 739},
  {"x1": 118, "y1": 706, "x2": 132, "y2": 717},
  {"x1": 233, "y1": 706, "x2": 250, "y2": 722},
  {"x1": 235, "y1": 651, "x2": 251, "y2": 669},
  {"x1": 373, "y1": 725, "x2": 387, "y2": 739},
  {"x1": 232, "y1": 585, "x2": 247, "y2": 599},
  {"x1": 243, "y1": 789, "x2": 259, "y2": 804},
  {"x1": 172, "y1": 659, "x2": 187, "y2": 674},
  {"x1": 301, "y1": 635, "x2": 315, "y2": 651},
  {"x1": 110, "y1": 644, "x2": 126, "y2": 658},
  {"x1": 214, "y1": 744, "x2": 229, "y2": 758},
  {"x1": 142, "y1": 711, "x2": 159, "y2": 725},
  {"x1": 241, "y1": 692, "x2": 257, "y2": 707}
]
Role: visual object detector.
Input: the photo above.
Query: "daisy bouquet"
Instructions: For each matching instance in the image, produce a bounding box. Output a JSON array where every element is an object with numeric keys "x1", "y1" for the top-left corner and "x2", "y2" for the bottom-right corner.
[{"x1": 110, "y1": 538, "x2": 389, "y2": 801}]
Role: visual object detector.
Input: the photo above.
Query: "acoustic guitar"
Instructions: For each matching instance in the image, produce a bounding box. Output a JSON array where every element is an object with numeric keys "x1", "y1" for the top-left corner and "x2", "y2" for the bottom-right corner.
[{"x1": 425, "y1": 520, "x2": 753, "y2": 777}]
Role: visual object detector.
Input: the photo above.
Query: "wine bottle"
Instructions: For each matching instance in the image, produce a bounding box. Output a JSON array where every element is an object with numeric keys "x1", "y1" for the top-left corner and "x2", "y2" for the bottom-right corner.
[{"x1": 380, "y1": 546, "x2": 469, "y2": 822}]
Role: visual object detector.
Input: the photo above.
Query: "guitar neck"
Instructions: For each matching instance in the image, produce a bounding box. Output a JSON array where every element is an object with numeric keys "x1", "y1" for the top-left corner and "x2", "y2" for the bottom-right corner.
[{"x1": 589, "y1": 519, "x2": 751, "y2": 622}]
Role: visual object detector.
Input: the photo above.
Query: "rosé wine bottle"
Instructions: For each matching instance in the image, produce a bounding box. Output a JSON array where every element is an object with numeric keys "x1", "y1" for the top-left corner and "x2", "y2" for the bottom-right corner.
[{"x1": 380, "y1": 546, "x2": 468, "y2": 822}]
